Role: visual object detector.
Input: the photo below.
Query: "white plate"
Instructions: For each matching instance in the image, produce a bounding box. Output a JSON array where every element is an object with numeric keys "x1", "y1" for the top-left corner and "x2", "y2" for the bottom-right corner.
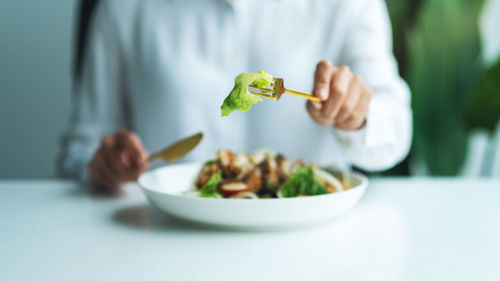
[{"x1": 138, "y1": 163, "x2": 368, "y2": 229}]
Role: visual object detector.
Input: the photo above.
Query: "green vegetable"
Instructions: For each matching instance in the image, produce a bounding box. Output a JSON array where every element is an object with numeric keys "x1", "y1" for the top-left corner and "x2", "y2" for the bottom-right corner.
[
  {"x1": 203, "y1": 159, "x2": 215, "y2": 166},
  {"x1": 220, "y1": 71, "x2": 273, "y2": 116},
  {"x1": 199, "y1": 170, "x2": 223, "y2": 198},
  {"x1": 281, "y1": 167, "x2": 329, "y2": 198}
]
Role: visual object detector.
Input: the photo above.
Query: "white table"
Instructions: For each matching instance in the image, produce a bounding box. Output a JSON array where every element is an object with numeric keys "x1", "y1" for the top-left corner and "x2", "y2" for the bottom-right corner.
[{"x1": 1, "y1": 178, "x2": 499, "y2": 281}]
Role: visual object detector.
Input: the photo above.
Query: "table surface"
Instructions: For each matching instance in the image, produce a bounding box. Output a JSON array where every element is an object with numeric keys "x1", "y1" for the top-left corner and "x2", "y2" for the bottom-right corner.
[{"x1": 0, "y1": 178, "x2": 499, "y2": 281}]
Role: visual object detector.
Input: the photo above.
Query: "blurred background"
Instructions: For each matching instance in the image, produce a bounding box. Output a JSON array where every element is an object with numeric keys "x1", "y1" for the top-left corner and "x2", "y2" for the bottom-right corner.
[
  {"x1": 0, "y1": 0, "x2": 498, "y2": 178},
  {"x1": 0, "y1": 0, "x2": 75, "y2": 178}
]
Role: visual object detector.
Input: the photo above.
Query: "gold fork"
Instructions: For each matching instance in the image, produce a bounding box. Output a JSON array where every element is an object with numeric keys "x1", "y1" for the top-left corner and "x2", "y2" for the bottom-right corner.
[{"x1": 248, "y1": 78, "x2": 320, "y2": 102}]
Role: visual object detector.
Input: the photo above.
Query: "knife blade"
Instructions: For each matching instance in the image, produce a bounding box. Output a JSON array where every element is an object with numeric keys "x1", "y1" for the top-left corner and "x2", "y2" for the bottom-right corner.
[{"x1": 147, "y1": 132, "x2": 203, "y2": 162}]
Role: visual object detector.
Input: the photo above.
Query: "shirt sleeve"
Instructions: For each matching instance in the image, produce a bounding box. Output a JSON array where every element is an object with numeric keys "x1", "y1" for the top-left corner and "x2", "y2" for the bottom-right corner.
[
  {"x1": 334, "y1": 0, "x2": 413, "y2": 172},
  {"x1": 57, "y1": 3, "x2": 128, "y2": 180}
]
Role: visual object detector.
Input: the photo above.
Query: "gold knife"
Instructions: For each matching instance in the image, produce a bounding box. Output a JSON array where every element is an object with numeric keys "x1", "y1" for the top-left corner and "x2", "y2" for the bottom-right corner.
[{"x1": 147, "y1": 132, "x2": 203, "y2": 162}]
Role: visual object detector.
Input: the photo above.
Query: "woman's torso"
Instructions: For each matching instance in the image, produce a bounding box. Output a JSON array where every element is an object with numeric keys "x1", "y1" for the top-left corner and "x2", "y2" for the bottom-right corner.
[{"x1": 109, "y1": 0, "x2": 357, "y2": 166}]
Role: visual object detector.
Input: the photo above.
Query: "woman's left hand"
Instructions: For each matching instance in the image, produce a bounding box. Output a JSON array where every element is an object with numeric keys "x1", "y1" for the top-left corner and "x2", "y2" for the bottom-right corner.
[{"x1": 307, "y1": 60, "x2": 372, "y2": 130}]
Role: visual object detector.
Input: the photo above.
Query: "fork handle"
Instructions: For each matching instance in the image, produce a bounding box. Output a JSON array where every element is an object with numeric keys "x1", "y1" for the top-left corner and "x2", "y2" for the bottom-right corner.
[{"x1": 284, "y1": 89, "x2": 321, "y2": 102}]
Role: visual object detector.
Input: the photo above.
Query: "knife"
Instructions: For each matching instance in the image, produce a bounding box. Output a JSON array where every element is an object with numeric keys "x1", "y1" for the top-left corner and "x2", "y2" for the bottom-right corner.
[{"x1": 147, "y1": 132, "x2": 203, "y2": 163}]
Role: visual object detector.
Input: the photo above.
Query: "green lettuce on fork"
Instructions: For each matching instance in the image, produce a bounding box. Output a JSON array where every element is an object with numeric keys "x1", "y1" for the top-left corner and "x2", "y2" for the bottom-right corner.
[{"x1": 220, "y1": 71, "x2": 273, "y2": 116}]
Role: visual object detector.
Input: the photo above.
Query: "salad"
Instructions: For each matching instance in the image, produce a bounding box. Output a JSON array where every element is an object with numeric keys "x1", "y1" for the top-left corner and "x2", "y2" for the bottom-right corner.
[{"x1": 186, "y1": 149, "x2": 350, "y2": 199}]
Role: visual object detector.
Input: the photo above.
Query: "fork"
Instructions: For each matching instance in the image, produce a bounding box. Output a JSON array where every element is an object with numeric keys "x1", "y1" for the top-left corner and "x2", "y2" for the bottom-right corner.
[{"x1": 248, "y1": 78, "x2": 321, "y2": 102}]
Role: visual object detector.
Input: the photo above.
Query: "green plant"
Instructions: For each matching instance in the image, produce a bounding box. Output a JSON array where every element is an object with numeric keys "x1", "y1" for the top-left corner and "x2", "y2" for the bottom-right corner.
[
  {"x1": 465, "y1": 58, "x2": 500, "y2": 132},
  {"x1": 387, "y1": 0, "x2": 487, "y2": 175},
  {"x1": 384, "y1": 0, "x2": 423, "y2": 175},
  {"x1": 386, "y1": 0, "x2": 423, "y2": 78},
  {"x1": 408, "y1": 0, "x2": 485, "y2": 175}
]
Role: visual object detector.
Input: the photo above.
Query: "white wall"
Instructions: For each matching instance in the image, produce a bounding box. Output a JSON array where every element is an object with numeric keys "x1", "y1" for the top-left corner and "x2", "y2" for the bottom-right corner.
[{"x1": 0, "y1": 0, "x2": 77, "y2": 178}]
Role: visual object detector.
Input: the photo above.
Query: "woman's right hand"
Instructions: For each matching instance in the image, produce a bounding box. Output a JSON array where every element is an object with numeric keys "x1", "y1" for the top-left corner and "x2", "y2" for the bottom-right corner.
[{"x1": 88, "y1": 129, "x2": 149, "y2": 190}]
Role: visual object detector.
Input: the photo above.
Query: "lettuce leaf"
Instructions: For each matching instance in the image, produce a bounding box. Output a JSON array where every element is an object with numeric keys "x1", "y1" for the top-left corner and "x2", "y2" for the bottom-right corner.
[
  {"x1": 281, "y1": 167, "x2": 329, "y2": 198},
  {"x1": 203, "y1": 159, "x2": 215, "y2": 166},
  {"x1": 221, "y1": 71, "x2": 273, "y2": 116},
  {"x1": 199, "y1": 170, "x2": 223, "y2": 198}
]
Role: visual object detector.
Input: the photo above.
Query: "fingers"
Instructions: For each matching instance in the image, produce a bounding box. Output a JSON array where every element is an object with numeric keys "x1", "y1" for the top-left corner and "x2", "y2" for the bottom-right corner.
[
  {"x1": 313, "y1": 60, "x2": 334, "y2": 101},
  {"x1": 335, "y1": 75, "x2": 362, "y2": 122},
  {"x1": 309, "y1": 61, "x2": 372, "y2": 131},
  {"x1": 101, "y1": 142, "x2": 130, "y2": 180},
  {"x1": 89, "y1": 156, "x2": 118, "y2": 190},
  {"x1": 88, "y1": 130, "x2": 149, "y2": 190},
  {"x1": 322, "y1": 66, "x2": 353, "y2": 119},
  {"x1": 335, "y1": 88, "x2": 371, "y2": 130},
  {"x1": 336, "y1": 112, "x2": 367, "y2": 131},
  {"x1": 115, "y1": 130, "x2": 148, "y2": 172},
  {"x1": 308, "y1": 60, "x2": 336, "y2": 123},
  {"x1": 99, "y1": 137, "x2": 124, "y2": 178},
  {"x1": 306, "y1": 101, "x2": 333, "y2": 125}
]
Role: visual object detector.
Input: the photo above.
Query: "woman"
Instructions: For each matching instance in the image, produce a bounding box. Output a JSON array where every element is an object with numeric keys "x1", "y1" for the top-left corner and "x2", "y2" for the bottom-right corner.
[{"x1": 59, "y1": 0, "x2": 412, "y2": 189}]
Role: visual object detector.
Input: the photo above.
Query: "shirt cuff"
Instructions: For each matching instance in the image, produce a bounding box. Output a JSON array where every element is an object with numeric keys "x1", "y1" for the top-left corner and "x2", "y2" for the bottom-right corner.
[{"x1": 333, "y1": 123, "x2": 368, "y2": 148}]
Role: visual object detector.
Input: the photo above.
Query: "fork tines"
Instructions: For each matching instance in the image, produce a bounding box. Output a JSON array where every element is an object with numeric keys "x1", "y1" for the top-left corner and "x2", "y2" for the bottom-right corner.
[{"x1": 248, "y1": 78, "x2": 278, "y2": 100}]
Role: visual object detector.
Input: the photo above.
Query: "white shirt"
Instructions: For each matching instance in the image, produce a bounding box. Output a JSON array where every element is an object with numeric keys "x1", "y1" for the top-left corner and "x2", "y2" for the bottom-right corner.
[{"x1": 59, "y1": 0, "x2": 412, "y2": 180}]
